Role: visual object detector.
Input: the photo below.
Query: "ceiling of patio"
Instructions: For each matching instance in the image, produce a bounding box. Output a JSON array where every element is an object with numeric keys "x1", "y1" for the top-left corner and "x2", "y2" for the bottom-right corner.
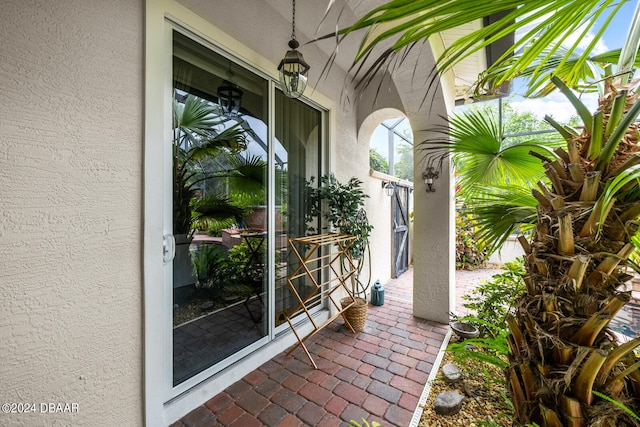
[
  {"x1": 264, "y1": 0, "x2": 490, "y2": 105},
  {"x1": 182, "y1": 0, "x2": 499, "y2": 110}
]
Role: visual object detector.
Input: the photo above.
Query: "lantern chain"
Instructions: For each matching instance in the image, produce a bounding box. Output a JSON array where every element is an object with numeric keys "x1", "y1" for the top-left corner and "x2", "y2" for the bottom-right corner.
[{"x1": 291, "y1": 0, "x2": 296, "y2": 41}]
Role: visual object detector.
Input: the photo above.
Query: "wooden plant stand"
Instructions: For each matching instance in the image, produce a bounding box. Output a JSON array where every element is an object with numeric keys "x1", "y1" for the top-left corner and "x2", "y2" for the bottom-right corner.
[{"x1": 284, "y1": 233, "x2": 358, "y2": 368}]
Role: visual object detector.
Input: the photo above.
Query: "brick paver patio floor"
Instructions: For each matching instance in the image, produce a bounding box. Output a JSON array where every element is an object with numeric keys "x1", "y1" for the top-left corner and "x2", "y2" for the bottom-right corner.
[{"x1": 172, "y1": 268, "x2": 499, "y2": 427}]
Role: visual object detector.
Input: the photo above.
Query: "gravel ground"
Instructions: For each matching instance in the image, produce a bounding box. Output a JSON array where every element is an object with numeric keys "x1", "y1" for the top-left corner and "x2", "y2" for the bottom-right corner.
[{"x1": 419, "y1": 347, "x2": 513, "y2": 426}]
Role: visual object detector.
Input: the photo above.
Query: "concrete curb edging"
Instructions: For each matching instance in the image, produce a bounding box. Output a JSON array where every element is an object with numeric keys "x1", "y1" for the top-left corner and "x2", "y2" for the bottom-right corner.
[{"x1": 408, "y1": 328, "x2": 453, "y2": 427}]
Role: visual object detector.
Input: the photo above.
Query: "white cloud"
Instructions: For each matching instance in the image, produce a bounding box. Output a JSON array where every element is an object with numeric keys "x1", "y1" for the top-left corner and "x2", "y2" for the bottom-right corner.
[
  {"x1": 514, "y1": 10, "x2": 609, "y2": 55},
  {"x1": 563, "y1": 23, "x2": 609, "y2": 55},
  {"x1": 514, "y1": 12, "x2": 552, "y2": 43},
  {"x1": 510, "y1": 92, "x2": 599, "y2": 122}
]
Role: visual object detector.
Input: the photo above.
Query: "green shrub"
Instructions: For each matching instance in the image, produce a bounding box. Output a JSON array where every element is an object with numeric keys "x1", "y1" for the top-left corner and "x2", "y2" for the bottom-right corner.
[
  {"x1": 456, "y1": 208, "x2": 488, "y2": 270},
  {"x1": 306, "y1": 174, "x2": 372, "y2": 259},
  {"x1": 228, "y1": 240, "x2": 266, "y2": 282},
  {"x1": 192, "y1": 245, "x2": 236, "y2": 302},
  {"x1": 448, "y1": 258, "x2": 526, "y2": 370},
  {"x1": 460, "y1": 258, "x2": 526, "y2": 337},
  {"x1": 206, "y1": 217, "x2": 236, "y2": 237}
]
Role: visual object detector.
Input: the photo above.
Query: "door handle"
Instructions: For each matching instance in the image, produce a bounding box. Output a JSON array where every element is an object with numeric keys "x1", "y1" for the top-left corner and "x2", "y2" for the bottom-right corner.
[{"x1": 163, "y1": 234, "x2": 175, "y2": 264}]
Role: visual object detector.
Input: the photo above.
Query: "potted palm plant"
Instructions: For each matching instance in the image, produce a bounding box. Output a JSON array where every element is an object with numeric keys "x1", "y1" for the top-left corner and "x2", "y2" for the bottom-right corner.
[
  {"x1": 173, "y1": 94, "x2": 264, "y2": 288},
  {"x1": 307, "y1": 174, "x2": 373, "y2": 331}
]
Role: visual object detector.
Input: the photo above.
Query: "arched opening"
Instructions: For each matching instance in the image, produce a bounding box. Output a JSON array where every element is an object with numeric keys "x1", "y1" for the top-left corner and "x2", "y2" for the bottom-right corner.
[
  {"x1": 369, "y1": 117, "x2": 413, "y2": 182},
  {"x1": 357, "y1": 109, "x2": 415, "y2": 284}
]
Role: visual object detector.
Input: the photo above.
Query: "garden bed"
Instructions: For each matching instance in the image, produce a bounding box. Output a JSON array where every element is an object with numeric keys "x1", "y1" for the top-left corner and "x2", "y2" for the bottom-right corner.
[{"x1": 417, "y1": 336, "x2": 513, "y2": 427}]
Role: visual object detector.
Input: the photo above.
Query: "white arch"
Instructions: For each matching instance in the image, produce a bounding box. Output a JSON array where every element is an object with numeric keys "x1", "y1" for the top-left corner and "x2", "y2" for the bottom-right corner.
[{"x1": 358, "y1": 107, "x2": 408, "y2": 148}]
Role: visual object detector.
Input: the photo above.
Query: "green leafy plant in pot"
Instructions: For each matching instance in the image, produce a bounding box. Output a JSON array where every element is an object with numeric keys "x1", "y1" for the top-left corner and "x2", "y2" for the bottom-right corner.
[
  {"x1": 173, "y1": 94, "x2": 265, "y2": 288},
  {"x1": 307, "y1": 174, "x2": 373, "y2": 331}
]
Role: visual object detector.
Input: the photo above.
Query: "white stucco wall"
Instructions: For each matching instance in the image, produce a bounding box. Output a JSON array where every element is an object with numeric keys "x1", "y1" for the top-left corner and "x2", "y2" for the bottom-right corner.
[
  {"x1": 412, "y1": 127, "x2": 455, "y2": 324},
  {"x1": 347, "y1": 41, "x2": 454, "y2": 325},
  {"x1": 0, "y1": 0, "x2": 455, "y2": 424},
  {"x1": 365, "y1": 175, "x2": 394, "y2": 285},
  {"x1": 0, "y1": 1, "x2": 144, "y2": 426},
  {"x1": 488, "y1": 236, "x2": 525, "y2": 265},
  {"x1": 402, "y1": 74, "x2": 455, "y2": 324}
]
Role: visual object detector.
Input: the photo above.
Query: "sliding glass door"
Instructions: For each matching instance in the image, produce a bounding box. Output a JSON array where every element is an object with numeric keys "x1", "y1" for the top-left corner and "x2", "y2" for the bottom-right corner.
[
  {"x1": 274, "y1": 91, "x2": 322, "y2": 327},
  {"x1": 172, "y1": 31, "x2": 269, "y2": 386},
  {"x1": 167, "y1": 29, "x2": 323, "y2": 390}
]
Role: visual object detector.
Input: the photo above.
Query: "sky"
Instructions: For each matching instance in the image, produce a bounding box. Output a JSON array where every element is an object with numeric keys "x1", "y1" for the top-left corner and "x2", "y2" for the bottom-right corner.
[
  {"x1": 477, "y1": 1, "x2": 638, "y2": 122},
  {"x1": 370, "y1": 2, "x2": 638, "y2": 176},
  {"x1": 369, "y1": 117, "x2": 412, "y2": 163}
]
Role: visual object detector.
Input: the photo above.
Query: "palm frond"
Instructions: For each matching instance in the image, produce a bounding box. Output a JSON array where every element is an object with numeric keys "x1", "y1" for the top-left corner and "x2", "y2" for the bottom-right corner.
[
  {"x1": 192, "y1": 195, "x2": 247, "y2": 225},
  {"x1": 597, "y1": 164, "x2": 640, "y2": 232},
  {"x1": 422, "y1": 110, "x2": 557, "y2": 198},
  {"x1": 550, "y1": 75, "x2": 594, "y2": 133},
  {"x1": 595, "y1": 97, "x2": 640, "y2": 172},
  {"x1": 467, "y1": 185, "x2": 538, "y2": 255},
  {"x1": 187, "y1": 123, "x2": 248, "y2": 162},
  {"x1": 174, "y1": 94, "x2": 225, "y2": 137},
  {"x1": 590, "y1": 49, "x2": 640, "y2": 70},
  {"x1": 477, "y1": 46, "x2": 627, "y2": 98},
  {"x1": 228, "y1": 155, "x2": 267, "y2": 196},
  {"x1": 323, "y1": 0, "x2": 630, "y2": 99},
  {"x1": 172, "y1": 93, "x2": 252, "y2": 234}
]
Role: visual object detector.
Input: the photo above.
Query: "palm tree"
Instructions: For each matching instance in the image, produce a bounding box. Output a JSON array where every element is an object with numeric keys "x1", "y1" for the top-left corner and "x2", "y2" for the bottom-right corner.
[
  {"x1": 504, "y1": 75, "x2": 640, "y2": 426},
  {"x1": 440, "y1": 66, "x2": 640, "y2": 427},
  {"x1": 325, "y1": 0, "x2": 640, "y2": 424},
  {"x1": 173, "y1": 94, "x2": 264, "y2": 236},
  {"x1": 426, "y1": 107, "x2": 556, "y2": 253}
]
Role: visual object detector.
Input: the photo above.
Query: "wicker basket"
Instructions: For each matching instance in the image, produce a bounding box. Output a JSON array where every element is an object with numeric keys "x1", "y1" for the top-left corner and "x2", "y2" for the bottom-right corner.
[{"x1": 340, "y1": 297, "x2": 367, "y2": 332}]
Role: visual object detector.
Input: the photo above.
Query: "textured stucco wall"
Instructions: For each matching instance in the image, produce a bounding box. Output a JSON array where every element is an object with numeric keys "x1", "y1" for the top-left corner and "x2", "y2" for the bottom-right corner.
[
  {"x1": 412, "y1": 131, "x2": 455, "y2": 324},
  {"x1": 0, "y1": 1, "x2": 144, "y2": 426},
  {"x1": 364, "y1": 176, "x2": 394, "y2": 285},
  {"x1": 396, "y1": 50, "x2": 454, "y2": 325},
  {"x1": 410, "y1": 100, "x2": 454, "y2": 324}
]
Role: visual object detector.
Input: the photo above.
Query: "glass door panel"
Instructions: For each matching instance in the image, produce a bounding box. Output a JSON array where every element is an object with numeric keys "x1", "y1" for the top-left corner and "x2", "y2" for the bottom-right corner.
[
  {"x1": 171, "y1": 31, "x2": 269, "y2": 386},
  {"x1": 274, "y1": 91, "x2": 322, "y2": 326}
]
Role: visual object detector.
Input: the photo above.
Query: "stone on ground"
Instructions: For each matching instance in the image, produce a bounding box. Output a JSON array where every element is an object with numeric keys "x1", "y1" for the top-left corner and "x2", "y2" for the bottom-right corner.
[
  {"x1": 442, "y1": 362, "x2": 461, "y2": 383},
  {"x1": 434, "y1": 390, "x2": 465, "y2": 415}
]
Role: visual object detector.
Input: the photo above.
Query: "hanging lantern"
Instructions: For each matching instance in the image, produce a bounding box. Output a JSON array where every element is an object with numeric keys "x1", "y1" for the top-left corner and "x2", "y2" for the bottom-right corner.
[
  {"x1": 278, "y1": 0, "x2": 310, "y2": 99},
  {"x1": 217, "y1": 80, "x2": 243, "y2": 115}
]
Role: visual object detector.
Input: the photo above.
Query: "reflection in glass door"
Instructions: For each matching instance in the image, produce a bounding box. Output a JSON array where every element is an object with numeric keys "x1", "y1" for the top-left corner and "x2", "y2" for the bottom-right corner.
[
  {"x1": 171, "y1": 32, "x2": 269, "y2": 386},
  {"x1": 274, "y1": 91, "x2": 322, "y2": 327}
]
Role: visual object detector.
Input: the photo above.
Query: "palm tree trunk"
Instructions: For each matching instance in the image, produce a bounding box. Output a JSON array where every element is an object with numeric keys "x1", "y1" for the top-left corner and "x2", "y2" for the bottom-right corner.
[{"x1": 508, "y1": 84, "x2": 640, "y2": 426}]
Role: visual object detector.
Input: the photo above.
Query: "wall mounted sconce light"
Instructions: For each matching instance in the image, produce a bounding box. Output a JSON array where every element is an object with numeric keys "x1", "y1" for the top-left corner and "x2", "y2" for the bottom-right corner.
[
  {"x1": 278, "y1": 0, "x2": 310, "y2": 99},
  {"x1": 421, "y1": 167, "x2": 439, "y2": 192},
  {"x1": 382, "y1": 181, "x2": 395, "y2": 197}
]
